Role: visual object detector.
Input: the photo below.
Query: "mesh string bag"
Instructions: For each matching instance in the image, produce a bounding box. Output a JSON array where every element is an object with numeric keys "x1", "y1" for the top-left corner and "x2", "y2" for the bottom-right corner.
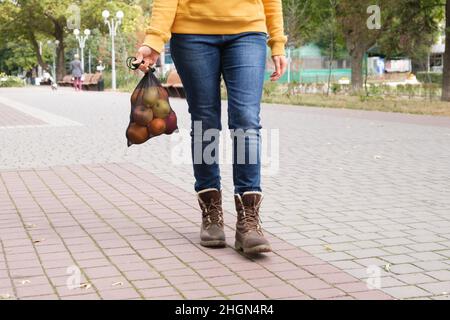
[{"x1": 126, "y1": 57, "x2": 178, "y2": 147}]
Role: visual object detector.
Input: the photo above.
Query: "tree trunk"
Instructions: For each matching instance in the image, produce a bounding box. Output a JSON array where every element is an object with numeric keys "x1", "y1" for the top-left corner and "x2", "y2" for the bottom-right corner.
[
  {"x1": 28, "y1": 30, "x2": 48, "y2": 71},
  {"x1": 54, "y1": 21, "x2": 66, "y2": 81},
  {"x1": 56, "y1": 41, "x2": 65, "y2": 81},
  {"x1": 442, "y1": 0, "x2": 450, "y2": 101},
  {"x1": 350, "y1": 46, "x2": 365, "y2": 93}
]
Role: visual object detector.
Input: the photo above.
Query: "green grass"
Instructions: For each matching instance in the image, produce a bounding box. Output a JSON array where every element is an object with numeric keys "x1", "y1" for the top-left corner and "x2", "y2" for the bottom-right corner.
[{"x1": 261, "y1": 92, "x2": 450, "y2": 117}]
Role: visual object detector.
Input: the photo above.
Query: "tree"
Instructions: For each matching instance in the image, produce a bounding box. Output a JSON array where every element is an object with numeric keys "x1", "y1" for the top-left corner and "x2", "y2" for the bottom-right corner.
[
  {"x1": 0, "y1": 0, "x2": 142, "y2": 80},
  {"x1": 0, "y1": 38, "x2": 39, "y2": 74},
  {"x1": 336, "y1": 1, "x2": 394, "y2": 92},
  {"x1": 336, "y1": 0, "x2": 442, "y2": 93},
  {"x1": 282, "y1": 0, "x2": 330, "y2": 47},
  {"x1": 442, "y1": 0, "x2": 450, "y2": 100},
  {"x1": 0, "y1": 0, "x2": 73, "y2": 80},
  {"x1": 377, "y1": 0, "x2": 442, "y2": 69}
]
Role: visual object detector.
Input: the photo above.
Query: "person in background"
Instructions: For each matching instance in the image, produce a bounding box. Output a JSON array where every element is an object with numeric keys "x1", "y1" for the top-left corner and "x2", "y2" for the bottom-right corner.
[
  {"x1": 70, "y1": 54, "x2": 83, "y2": 91},
  {"x1": 25, "y1": 69, "x2": 32, "y2": 85},
  {"x1": 96, "y1": 60, "x2": 105, "y2": 74},
  {"x1": 135, "y1": 0, "x2": 287, "y2": 254},
  {"x1": 31, "y1": 68, "x2": 36, "y2": 85}
]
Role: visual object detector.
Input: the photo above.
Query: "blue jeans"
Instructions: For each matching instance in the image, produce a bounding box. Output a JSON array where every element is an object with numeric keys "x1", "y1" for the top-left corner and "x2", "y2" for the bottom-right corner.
[{"x1": 170, "y1": 32, "x2": 267, "y2": 195}]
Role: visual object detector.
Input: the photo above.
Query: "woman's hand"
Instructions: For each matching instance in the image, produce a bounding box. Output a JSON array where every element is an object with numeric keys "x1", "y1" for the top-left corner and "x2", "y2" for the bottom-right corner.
[
  {"x1": 270, "y1": 55, "x2": 288, "y2": 82},
  {"x1": 134, "y1": 46, "x2": 160, "y2": 73}
]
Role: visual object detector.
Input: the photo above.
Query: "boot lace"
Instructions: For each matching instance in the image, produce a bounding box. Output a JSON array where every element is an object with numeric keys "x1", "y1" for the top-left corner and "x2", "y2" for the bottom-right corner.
[
  {"x1": 202, "y1": 199, "x2": 224, "y2": 228},
  {"x1": 242, "y1": 202, "x2": 263, "y2": 235}
]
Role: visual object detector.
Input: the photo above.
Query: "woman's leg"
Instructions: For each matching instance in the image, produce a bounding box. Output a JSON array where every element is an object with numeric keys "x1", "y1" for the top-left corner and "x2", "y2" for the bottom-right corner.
[
  {"x1": 170, "y1": 34, "x2": 223, "y2": 192},
  {"x1": 170, "y1": 34, "x2": 226, "y2": 247},
  {"x1": 221, "y1": 32, "x2": 267, "y2": 195},
  {"x1": 221, "y1": 32, "x2": 271, "y2": 254}
]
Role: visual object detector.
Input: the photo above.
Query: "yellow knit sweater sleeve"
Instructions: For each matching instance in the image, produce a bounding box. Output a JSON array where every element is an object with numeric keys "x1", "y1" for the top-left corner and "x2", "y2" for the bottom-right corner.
[
  {"x1": 143, "y1": 0, "x2": 179, "y2": 54},
  {"x1": 263, "y1": 0, "x2": 288, "y2": 56}
]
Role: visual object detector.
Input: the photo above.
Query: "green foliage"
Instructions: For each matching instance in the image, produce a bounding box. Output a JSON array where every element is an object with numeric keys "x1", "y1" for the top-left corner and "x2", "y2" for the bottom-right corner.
[
  {"x1": 0, "y1": 73, "x2": 25, "y2": 87},
  {"x1": 331, "y1": 83, "x2": 341, "y2": 94},
  {"x1": 0, "y1": 38, "x2": 38, "y2": 74},
  {"x1": 417, "y1": 72, "x2": 443, "y2": 84},
  {"x1": 102, "y1": 69, "x2": 141, "y2": 92},
  {"x1": 263, "y1": 81, "x2": 279, "y2": 97},
  {"x1": 0, "y1": 0, "x2": 145, "y2": 78},
  {"x1": 282, "y1": 0, "x2": 330, "y2": 47},
  {"x1": 378, "y1": 0, "x2": 444, "y2": 60}
]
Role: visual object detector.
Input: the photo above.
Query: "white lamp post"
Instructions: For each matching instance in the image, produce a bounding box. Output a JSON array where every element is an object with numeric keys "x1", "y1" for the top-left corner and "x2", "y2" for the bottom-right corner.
[
  {"x1": 74, "y1": 28, "x2": 91, "y2": 72},
  {"x1": 47, "y1": 40, "x2": 60, "y2": 80},
  {"x1": 102, "y1": 9, "x2": 123, "y2": 90}
]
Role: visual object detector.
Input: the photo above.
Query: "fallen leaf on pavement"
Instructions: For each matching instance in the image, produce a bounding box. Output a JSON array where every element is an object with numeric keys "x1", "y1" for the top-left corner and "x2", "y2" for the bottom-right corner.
[
  {"x1": 112, "y1": 282, "x2": 123, "y2": 287},
  {"x1": 79, "y1": 283, "x2": 92, "y2": 290},
  {"x1": 20, "y1": 280, "x2": 31, "y2": 285},
  {"x1": 384, "y1": 263, "x2": 391, "y2": 272},
  {"x1": 0, "y1": 293, "x2": 12, "y2": 300}
]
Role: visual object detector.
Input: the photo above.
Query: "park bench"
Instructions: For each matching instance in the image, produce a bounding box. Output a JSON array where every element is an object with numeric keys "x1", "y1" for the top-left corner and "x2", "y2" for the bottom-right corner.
[
  {"x1": 57, "y1": 73, "x2": 103, "y2": 91},
  {"x1": 58, "y1": 75, "x2": 73, "y2": 86},
  {"x1": 162, "y1": 70, "x2": 185, "y2": 98},
  {"x1": 82, "y1": 73, "x2": 103, "y2": 91}
]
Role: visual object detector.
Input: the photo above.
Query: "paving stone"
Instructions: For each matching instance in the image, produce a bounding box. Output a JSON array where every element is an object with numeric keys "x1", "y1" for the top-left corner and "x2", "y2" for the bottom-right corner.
[
  {"x1": 418, "y1": 281, "x2": 450, "y2": 295},
  {"x1": 397, "y1": 273, "x2": 439, "y2": 285},
  {"x1": 389, "y1": 264, "x2": 424, "y2": 275},
  {"x1": 413, "y1": 261, "x2": 449, "y2": 271},
  {"x1": 381, "y1": 255, "x2": 418, "y2": 264},
  {"x1": 426, "y1": 271, "x2": 450, "y2": 281},
  {"x1": 383, "y1": 286, "x2": 432, "y2": 299},
  {"x1": 346, "y1": 248, "x2": 389, "y2": 259}
]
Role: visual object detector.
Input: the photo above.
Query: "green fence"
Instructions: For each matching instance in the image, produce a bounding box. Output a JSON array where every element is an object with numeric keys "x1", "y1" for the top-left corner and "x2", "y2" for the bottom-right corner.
[
  {"x1": 264, "y1": 68, "x2": 351, "y2": 84},
  {"x1": 264, "y1": 45, "x2": 351, "y2": 84}
]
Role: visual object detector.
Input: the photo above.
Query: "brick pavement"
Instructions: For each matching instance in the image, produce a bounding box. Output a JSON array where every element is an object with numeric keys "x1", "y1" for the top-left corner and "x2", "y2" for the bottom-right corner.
[
  {"x1": 0, "y1": 87, "x2": 449, "y2": 300},
  {"x1": 0, "y1": 103, "x2": 46, "y2": 128},
  {"x1": 0, "y1": 163, "x2": 392, "y2": 300}
]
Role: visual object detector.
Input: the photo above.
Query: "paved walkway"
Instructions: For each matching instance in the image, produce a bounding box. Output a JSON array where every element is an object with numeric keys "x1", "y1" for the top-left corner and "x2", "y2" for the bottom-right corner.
[
  {"x1": 0, "y1": 87, "x2": 449, "y2": 300},
  {"x1": 0, "y1": 163, "x2": 391, "y2": 300}
]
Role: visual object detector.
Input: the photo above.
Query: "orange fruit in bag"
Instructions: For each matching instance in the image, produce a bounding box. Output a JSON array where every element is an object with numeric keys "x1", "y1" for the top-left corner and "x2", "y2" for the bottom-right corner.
[
  {"x1": 127, "y1": 123, "x2": 150, "y2": 144},
  {"x1": 148, "y1": 118, "x2": 166, "y2": 136}
]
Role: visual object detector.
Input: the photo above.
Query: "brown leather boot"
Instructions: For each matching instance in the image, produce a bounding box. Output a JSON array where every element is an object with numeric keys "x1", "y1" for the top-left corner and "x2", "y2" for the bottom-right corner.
[
  {"x1": 198, "y1": 188, "x2": 226, "y2": 248},
  {"x1": 234, "y1": 192, "x2": 271, "y2": 254}
]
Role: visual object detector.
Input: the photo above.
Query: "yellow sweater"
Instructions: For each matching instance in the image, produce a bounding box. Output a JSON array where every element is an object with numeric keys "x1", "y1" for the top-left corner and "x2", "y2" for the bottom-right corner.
[{"x1": 144, "y1": 0, "x2": 287, "y2": 56}]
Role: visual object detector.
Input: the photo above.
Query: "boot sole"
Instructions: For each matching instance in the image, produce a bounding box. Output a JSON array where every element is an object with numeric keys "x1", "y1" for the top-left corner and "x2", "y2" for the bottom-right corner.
[
  {"x1": 200, "y1": 240, "x2": 227, "y2": 248},
  {"x1": 235, "y1": 241, "x2": 272, "y2": 254}
]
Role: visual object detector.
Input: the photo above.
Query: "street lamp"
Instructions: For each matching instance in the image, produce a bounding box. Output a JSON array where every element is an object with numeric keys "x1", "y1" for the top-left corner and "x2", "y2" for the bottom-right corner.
[
  {"x1": 102, "y1": 9, "x2": 123, "y2": 90},
  {"x1": 74, "y1": 28, "x2": 91, "y2": 72},
  {"x1": 47, "y1": 40, "x2": 60, "y2": 80}
]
